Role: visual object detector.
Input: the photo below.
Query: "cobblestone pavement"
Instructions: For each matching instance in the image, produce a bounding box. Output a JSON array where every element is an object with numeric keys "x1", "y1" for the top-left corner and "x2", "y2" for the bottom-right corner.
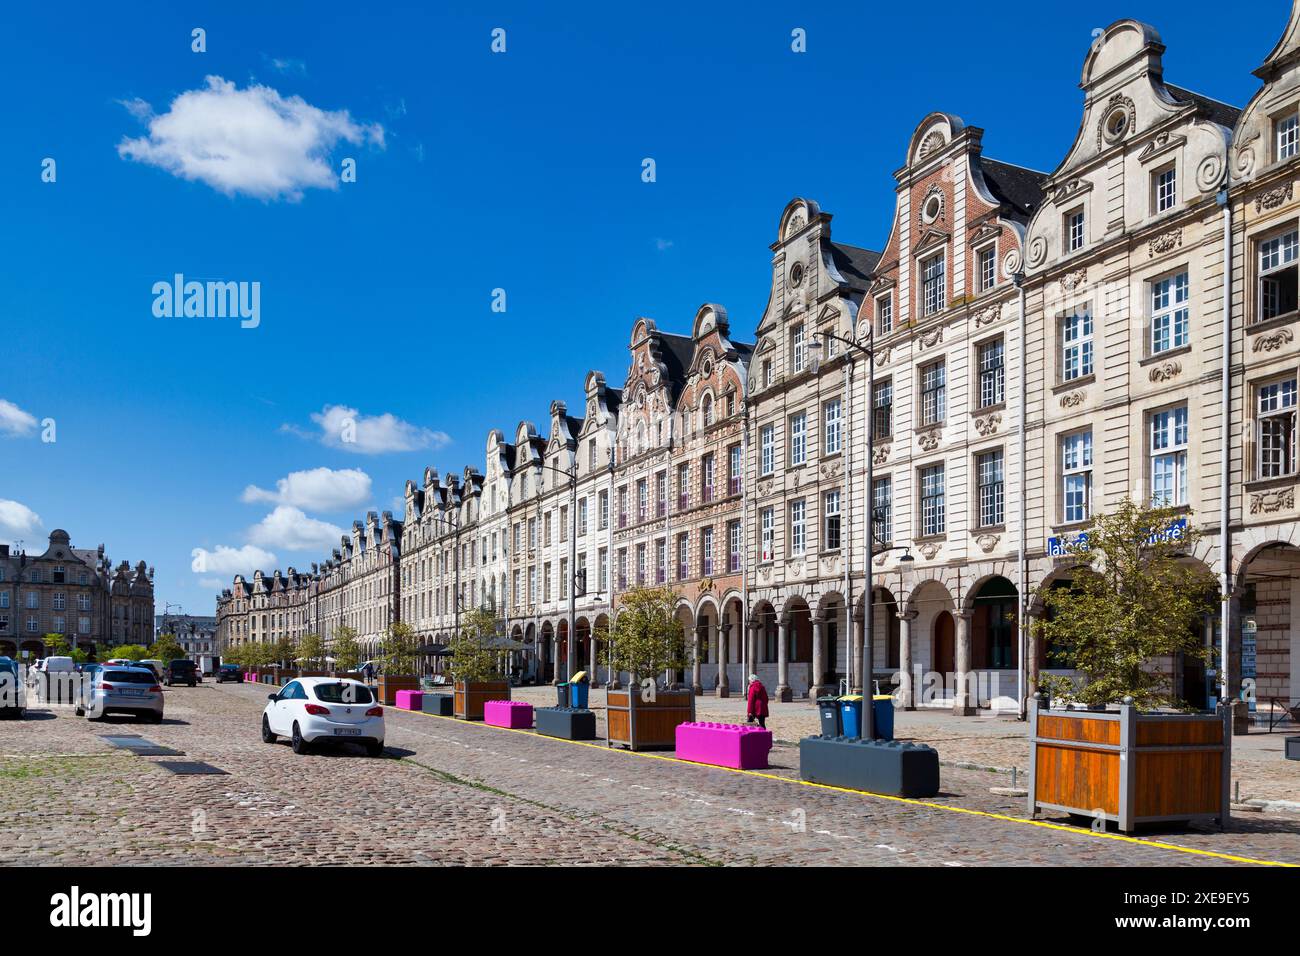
[{"x1": 1, "y1": 681, "x2": 1296, "y2": 866}]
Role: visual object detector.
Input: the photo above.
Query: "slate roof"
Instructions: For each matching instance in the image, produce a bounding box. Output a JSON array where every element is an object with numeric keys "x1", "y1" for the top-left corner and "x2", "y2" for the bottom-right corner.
[
  {"x1": 1165, "y1": 84, "x2": 1243, "y2": 130},
  {"x1": 829, "y1": 242, "x2": 881, "y2": 290},
  {"x1": 980, "y1": 159, "x2": 1049, "y2": 223}
]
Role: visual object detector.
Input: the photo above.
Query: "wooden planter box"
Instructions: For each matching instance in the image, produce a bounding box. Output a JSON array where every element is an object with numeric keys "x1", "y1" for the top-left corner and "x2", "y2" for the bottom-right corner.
[
  {"x1": 453, "y1": 680, "x2": 510, "y2": 720},
  {"x1": 606, "y1": 688, "x2": 695, "y2": 751},
  {"x1": 377, "y1": 674, "x2": 420, "y2": 706},
  {"x1": 1028, "y1": 697, "x2": 1230, "y2": 833}
]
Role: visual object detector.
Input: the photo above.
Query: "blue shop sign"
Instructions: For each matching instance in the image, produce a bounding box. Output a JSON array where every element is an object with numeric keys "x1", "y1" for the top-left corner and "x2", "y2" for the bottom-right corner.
[{"x1": 1047, "y1": 517, "x2": 1186, "y2": 557}]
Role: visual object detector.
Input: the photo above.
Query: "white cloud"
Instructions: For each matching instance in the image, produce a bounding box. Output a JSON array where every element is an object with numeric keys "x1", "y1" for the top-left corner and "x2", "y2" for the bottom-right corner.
[
  {"x1": 117, "y1": 75, "x2": 384, "y2": 201},
  {"x1": 283, "y1": 404, "x2": 450, "y2": 455},
  {"x1": 241, "y1": 466, "x2": 372, "y2": 511},
  {"x1": 246, "y1": 506, "x2": 345, "y2": 552},
  {"x1": 0, "y1": 499, "x2": 41, "y2": 542},
  {"x1": 0, "y1": 399, "x2": 38, "y2": 438},
  {"x1": 191, "y1": 544, "x2": 276, "y2": 576}
]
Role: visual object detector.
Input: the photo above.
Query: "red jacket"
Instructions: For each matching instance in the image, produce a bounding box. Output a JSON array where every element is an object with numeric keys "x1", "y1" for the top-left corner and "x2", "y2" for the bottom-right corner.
[{"x1": 747, "y1": 680, "x2": 769, "y2": 718}]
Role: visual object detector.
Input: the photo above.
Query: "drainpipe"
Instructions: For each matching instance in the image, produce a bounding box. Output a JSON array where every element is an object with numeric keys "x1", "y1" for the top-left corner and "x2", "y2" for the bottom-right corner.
[
  {"x1": 842, "y1": 354, "x2": 854, "y2": 697},
  {"x1": 1217, "y1": 185, "x2": 1233, "y2": 718},
  {"x1": 1015, "y1": 272, "x2": 1028, "y2": 719}
]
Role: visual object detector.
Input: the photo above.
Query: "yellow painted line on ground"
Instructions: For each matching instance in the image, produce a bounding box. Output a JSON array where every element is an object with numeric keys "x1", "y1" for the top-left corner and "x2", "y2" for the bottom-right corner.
[{"x1": 400, "y1": 706, "x2": 1295, "y2": 868}]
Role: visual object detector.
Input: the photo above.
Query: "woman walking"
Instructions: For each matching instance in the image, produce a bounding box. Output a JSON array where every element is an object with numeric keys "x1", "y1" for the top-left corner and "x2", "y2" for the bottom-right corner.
[{"x1": 746, "y1": 673, "x2": 769, "y2": 730}]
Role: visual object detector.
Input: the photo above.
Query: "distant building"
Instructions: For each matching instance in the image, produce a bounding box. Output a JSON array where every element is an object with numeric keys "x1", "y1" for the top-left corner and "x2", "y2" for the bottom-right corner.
[{"x1": 155, "y1": 613, "x2": 218, "y2": 660}]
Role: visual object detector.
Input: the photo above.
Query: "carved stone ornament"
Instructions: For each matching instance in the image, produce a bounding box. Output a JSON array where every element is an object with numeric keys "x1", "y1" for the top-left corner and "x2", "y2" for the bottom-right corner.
[
  {"x1": 1255, "y1": 182, "x2": 1295, "y2": 213},
  {"x1": 975, "y1": 533, "x2": 1000, "y2": 554},
  {"x1": 758, "y1": 564, "x2": 773, "y2": 583},
  {"x1": 872, "y1": 444, "x2": 891, "y2": 465},
  {"x1": 918, "y1": 131, "x2": 946, "y2": 159},
  {"x1": 917, "y1": 430, "x2": 941, "y2": 452},
  {"x1": 820, "y1": 459, "x2": 843, "y2": 480},
  {"x1": 874, "y1": 554, "x2": 888, "y2": 568},
  {"x1": 917, "y1": 326, "x2": 944, "y2": 350},
  {"x1": 757, "y1": 478, "x2": 774, "y2": 497},
  {"x1": 1027, "y1": 235, "x2": 1047, "y2": 268},
  {"x1": 918, "y1": 542, "x2": 941, "y2": 560},
  {"x1": 1148, "y1": 360, "x2": 1182, "y2": 382},
  {"x1": 875, "y1": 345, "x2": 893, "y2": 366},
  {"x1": 1250, "y1": 487, "x2": 1295, "y2": 514},
  {"x1": 1097, "y1": 93, "x2": 1136, "y2": 150},
  {"x1": 1148, "y1": 228, "x2": 1183, "y2": 257},
  {"x1": 1253, "y1": 328, "x2": 1295, "y2": 353},
  {"x1": 974, "y1": 303, "x2": 1003, "y2": 327},
  {"x1": 1060, "y1": 390, "x2": 1087, "y2": 408},
  {"x1": 1060, "y1": 269, "x2": 1086, "y2": 292},
  {"x1": 974, "y1": 412, "x2": 1001, "y2": 436}
]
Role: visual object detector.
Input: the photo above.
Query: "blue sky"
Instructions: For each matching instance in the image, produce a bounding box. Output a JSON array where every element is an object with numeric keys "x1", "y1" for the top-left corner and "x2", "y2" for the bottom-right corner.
[{"x1": 0, "y1": 0, "x2": 1282, "y2": 618}]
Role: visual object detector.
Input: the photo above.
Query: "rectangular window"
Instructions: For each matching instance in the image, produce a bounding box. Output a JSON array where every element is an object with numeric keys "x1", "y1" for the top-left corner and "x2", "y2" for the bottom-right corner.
[
  {"x1": 701, "y1": 526, "x2": 714, "y2": 576},
  {"x1": 617, "y1": 549, "x2": 627, "y2": 590},
  {"x1": 559, "y1": 505, "x2": 568, "y2": 542},
  {"x1": 617, "y1": 487, "x2": 628, "y2": 528},
  {"x1": 873, "y1": 379, "x2": 893, "y2": 438},
  {"x1": 1061, "y1": 308, "x2": 1094, "y2": 381},
  {"x1": 655, "y1": 539, "x2": 667, "y2": 585},
  {"x1": 677, "y1": 533, "x2": 689, "y2": 581},
  {"x1": 875, "y1": 294, "x2": 893, "y2": 336},
  {"x1": 1062, "y1": 431, "x2": 1093, "y2": 523},
  {"x1": 920, "y1": 465, "x2": 946, "y2": 537},
  {"x1": 1278, "y1": 112, "x2": 1299, "y2": 161},
  {"x1": 977, "y1": 450, "x2": 1005, "y2": 528},
  {"x1": 823, "y1": 490, "x2": 841, "y2": 551},
  {"x1": 922, "y1": 253, "x2": 946, "y2": 316},
  {"x1": 760, "y1": 424, "x2": 775, "y2": 475},
  {"x1": 823, "y1": 398, "x2": 842, "y2": 455},
  {"x1": 701, "y1": 454, "x2": 715, "y2": 502},
  {"x1": 728, "y1": 520, "x2": 742, "y2": 573},
  {"x1": 791, "y1": 323, "x2": 807, "y2": 373},
  {"x1": 978, "y1": 246, "x2": 997, "y2": 292},
  {"x1": 729, "y1": 444, "x2": 743, "y2": 496},
  {"x1": 543, "y1": 562, "x2": 552, "y2": 602},
  {"x1": 656, "y1": 471, "x2": 667, "y2": 516},
  {"x1": 1150, "y1": 271, "x2": 1190, "y2": 354},
  {"x1": 599, "y1": 548, "x2": 609, "y2": 591},
  {"x1": 636, "y1": 544, "x2": 646, "y2": 586},
  {"x1": 1258, "y1": 378, "x2": 1298, "y2": 478},
  {"x1": 1067, "y1": 208, "x2": 1085, "y2": 252},
  {"x1": 921, "y1": 361, "x2": 946, "y2": 426},
  {"x1": 872, "y1": 477, "x2": 892, "y2": 544},
  {"x1": 978, "y1": 338, "x2": 1005, "y2": 408},
  {"x1": 578, "y1": 497, "x2": 588, "y2": 536},
  {"x1": 560, "y1": 558, "x2": 568, "y2": 599},
  {"x1": 1153, "y1": 164, "x2": 1177, "y2": 213},
  {"x1": 1259, "y1": 229, "x2": 1299, "y2": 322},
  {"x1": 760, "y1": 507, "x2": 775, "y2": 562},
  {"x1": 1150, "y1": 406, "x2": 1190, "y2": 507},
  {"x1": 789, "y1": 412, "x2": 807, "y2": 466},
  {"x1": 762, "y1": 359, "x2": 773, "y2": 388},
  {"x1": 677, "y1": 462, "x2": 690, "y2": 511},
  {"x1": 637, "y1": 479, "x2": 648, "y2": 522},
  {"x1": 598, "y1": 491, "x2": 609, "y2": 530},
  {"x1": 789, "y1": 499, "x2": 806, "y2": 555}
]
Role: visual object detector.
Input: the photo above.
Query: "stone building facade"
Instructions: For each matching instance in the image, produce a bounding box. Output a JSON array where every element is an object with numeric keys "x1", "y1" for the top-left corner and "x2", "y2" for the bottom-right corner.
[{"x1": 216, "y1": 7, "x2": 1300, "y2": 718}]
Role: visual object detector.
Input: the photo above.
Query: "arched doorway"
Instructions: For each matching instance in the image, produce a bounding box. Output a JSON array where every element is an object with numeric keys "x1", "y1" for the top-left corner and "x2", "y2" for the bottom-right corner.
[
  {"x1": 539, "y1": 622, "x2": 554, "y2": 684},
  {"x1": 970, "y1": 576, "x2": 1018, "y2": 670},
  {"x1": 556, "y1": 619, "x2": 569, "y2": 680},
  {"x1": 933, "y1": 611, "x2": 955, "y2": 678}
]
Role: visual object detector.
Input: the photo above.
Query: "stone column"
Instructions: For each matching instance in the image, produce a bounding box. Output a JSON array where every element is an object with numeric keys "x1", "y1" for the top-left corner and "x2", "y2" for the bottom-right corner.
[
  {"x1": 809, "y1": 616, "x2": 826, "y2": 699},
  {"x1": 954, "y1": 609, "x2": 977, "y2": 716},
  {"x1": 550, "y1": 634, "x2": 560, "y2": 686},
  {"x1": 898, "y1": 609, "x2": 918, "y2": 710},
  {"x1": 717, "y1": 614, "x2": 730, "y2": 698},
  {"x1": 748, "y1": 623, "x2": 762, "y2": 680},
  {"x1": 776, "y1": 616, "x2": 792, "y2": 702},
  {"x1": 1025, "y1": 606, "x2": 1041, "y2": 704},
  {"x1": 850, "y1": 608, "x2": 864, "y2": 694},
  {"x1": 692, "y1": 623, "x2": 703, "y2": 695}
]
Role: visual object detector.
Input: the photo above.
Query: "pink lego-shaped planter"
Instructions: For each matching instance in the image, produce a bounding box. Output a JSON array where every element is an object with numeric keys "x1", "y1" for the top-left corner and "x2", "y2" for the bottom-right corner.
[
  {"x1": 395, "y1": 690, "x2": 423, "y2": 711},
  {"x1": 484, "y1": 699, "x2": 534, "y2": 729},
  {"x1": 245, "y1": 672, "x2": 257, "y2": 683},
  {"x1": 675, "y1": 722, "x2": 773, "y2": 770}
]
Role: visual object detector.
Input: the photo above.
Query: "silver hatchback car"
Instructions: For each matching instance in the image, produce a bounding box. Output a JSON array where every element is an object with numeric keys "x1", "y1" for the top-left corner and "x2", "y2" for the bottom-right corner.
[{"x1": 78, "y1": 665, "x2": 164, "y2": 722}]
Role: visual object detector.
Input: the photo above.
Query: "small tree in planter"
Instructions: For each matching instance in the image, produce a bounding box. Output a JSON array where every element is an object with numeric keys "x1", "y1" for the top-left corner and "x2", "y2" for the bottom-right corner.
[
  {"x1": 1033, "y1": 499, "x2": 1216, "y2": 710},
  {"x1": 332, "y1": 625, "x2": 361, "y2": 674},
  {"x1": 597, "y1": 586, "x2": 693, "y2": 750},
  {"x1": 449, "y1": 608, "x2": 509, "y2": 719},
  {"x1": 376, "y1": 622, "x2": 419, "y2": 705}
]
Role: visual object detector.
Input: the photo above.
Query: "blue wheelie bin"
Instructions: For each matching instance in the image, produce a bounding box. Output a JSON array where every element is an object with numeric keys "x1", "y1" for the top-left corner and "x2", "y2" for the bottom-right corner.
[
  {"x1": 839, "y1": 695, "x2": 863, "y2": 738},
  {"x1": 569, "y1": 670, "x2": 590, "y2": 709},
  {"x1": 872, "y1": 694, "x2": 895, "y2": 741}
]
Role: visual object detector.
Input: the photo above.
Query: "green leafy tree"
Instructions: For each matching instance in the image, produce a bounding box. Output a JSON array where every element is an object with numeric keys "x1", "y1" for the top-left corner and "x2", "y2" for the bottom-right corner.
[
  {"x1": 113, "y1": 644, "x2": 150, "y2": 662},
  {"x1": 298, "y1": 633, "x2": 325, "y2": 669},
  {"x1": 1033, "y1": 499, "x2": 1217, "y2": 710},
  {"x1": 43, "y1": 633, "x2": 70, "y2": 657},
  {"x1": 448, "y1": 608, "x2": 507, "y2": 684},
  {"x1": 596, "y1": 586, "x2": 687, "y2": 687},
  {"x1": 272, "y1": 636, "x2": 297, "y2": 669},
  {"x1": 332, "y1": 626, "x2": 361, "y2": 672},
  {"x1": 379, "y1": 621, "x2": 417, "y2": 675},
  {"x1": 150, "y1": 635, "x2": 186, "y2": 664},
  {"x1": 223, "y1": 644, "x2": 247, "y2": 668}
]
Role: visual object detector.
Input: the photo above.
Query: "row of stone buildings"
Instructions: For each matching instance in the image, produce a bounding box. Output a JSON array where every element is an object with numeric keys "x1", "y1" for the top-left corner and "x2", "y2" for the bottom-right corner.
[
  {"x1": 0, "y1": 531, "x2": 156, "y2": 658},
  {"x1": 218, "y1": 8, "x2": 1300, "y2": 716}
]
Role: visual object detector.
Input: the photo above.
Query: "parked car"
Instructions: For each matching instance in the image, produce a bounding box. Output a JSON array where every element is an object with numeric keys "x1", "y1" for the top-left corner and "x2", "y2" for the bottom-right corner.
[
  {"x1": 0, "y1": 656, "x2": 25, "y2": 718},
  {"x1": 78, "y1": 665, "x2": 163, "y2": 722},
  {"x1": 261, "y1": 677, "x2": 384, "y2": 756},
  {"x1": 32, "y1": 656, "x2": 77, "y2": 704},
  {"x1": 164, "y1": 659, "x2": 198, "y2": 687},
  {"x1": 216, "y1": 663, "x2": 243, "y2": 683},
  {"x1": 139, "y1": 659, "x2": 166, "y2": 680}
]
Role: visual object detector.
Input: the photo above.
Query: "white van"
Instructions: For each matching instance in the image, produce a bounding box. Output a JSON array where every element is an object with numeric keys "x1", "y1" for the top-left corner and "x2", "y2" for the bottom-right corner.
[{"x1": 33, "y1": 656, "x2": 76, "y2": 705}]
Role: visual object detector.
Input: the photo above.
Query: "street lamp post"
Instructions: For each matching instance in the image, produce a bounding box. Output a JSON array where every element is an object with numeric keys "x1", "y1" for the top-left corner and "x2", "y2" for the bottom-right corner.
[{"x1": 810, "y1": 330, "x2": 914, "y2": 740}]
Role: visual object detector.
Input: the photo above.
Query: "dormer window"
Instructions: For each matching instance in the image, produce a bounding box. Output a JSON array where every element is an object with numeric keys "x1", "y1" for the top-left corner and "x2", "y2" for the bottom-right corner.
[
  {"x1": 702, "y1": 394, "x2": 714, "y2": 427},
  {"x1": 1152, "y1": 164, "x2": 1177, "y2": 214},
  {"x1": 790, "y1": 323, "x2": 807, "y2": 373},
  {"x1": 921, "y1": 253, "x2": 945, "y2": 317},
  {"x1": 1066, "y1": 208, "x2": 1086, "y2": 253},
  {"x1": 875, "y1": 293, "x2": 893, "y2": 335},
  {"x1": 1277, "y1": 112, "x2": 1299, "y2": 162},
  {"x1": 977, "y1": 246, "x2": 997, "y2": 292},
  {"x1": 762, "y1": 359, "x2": 773, "y2": 388}
]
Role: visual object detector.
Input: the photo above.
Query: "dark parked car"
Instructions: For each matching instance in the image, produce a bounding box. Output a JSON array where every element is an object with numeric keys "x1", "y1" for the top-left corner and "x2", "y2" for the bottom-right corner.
[
  {"x1": 216, "y1": 664, "x2": 243, "y2": 683},
  {"x1": 0, "y1": 656, "x2": 25, "y2": 718},
  {"x1": 165, "y1": 659, "x2": 198, "y2": 687}
]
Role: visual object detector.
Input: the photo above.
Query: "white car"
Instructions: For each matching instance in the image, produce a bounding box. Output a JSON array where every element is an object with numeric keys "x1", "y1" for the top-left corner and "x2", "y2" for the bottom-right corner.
[
  {"x1": 261, "y1": 677, "x2": 384, "y2": 757},
  {"x1": 78, "y1": 665, "x2": 164, "y2": 722}
]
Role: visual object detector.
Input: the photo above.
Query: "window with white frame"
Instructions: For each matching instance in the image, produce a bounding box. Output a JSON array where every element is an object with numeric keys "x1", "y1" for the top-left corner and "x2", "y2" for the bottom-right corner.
[
  {"x1": 789, "y1": 411, "x2": 807, "y2": 466},
  {"x1": 728, "y1": 520, "x2": 742, "y2": 572},
  {"x1": 978, "y1": 338, "x2": 1004, "y2": 408},
  {"x1": 760, "y1": 507, "x2": 774, "y2": 562},
  {"x1": 920, "y1": 465, "x2": 945, "y2": 536},
  {"x1": 1150, "y1": 406, "x2": 1189, "y2": 507},
  {"x1": 922, "y1": 253, "x2": 946, "y2": 316},
  {"x1": 1061, "y1": 307, "x2": 1094, "y2": 381},
  {"x1": 760, "y1": 423, "x2": 775, "y2": 475},
  {"x1": 791, "y1": 323, "x2": 807, "y2": 374},
  {"x1": 824, "y1": 398, "x2": 842, "y2": 455},
  {"x1": 701, "y1": 454, "x2": 715, "y2": 501},
  {"x1": 1066, "y1": 208, "x2": 1085, "y2": 252},
  {"x1": 823, "y1": 490, "x2": 841, "y2": 551},
  {"x1": 762, "y1": 359, "x2": 772, "y2": 388},
  {"x1": 1277, "y1": 111, "x2": 1299, "y2": 161},
  {"x1": 876, "y1": 293, "x2": 893, "y2": 336},
  {"x1": 920, "y1": 360, "x2": 946, "y2": 426},
  {"x1": 873, "y1": 379, "x2": 893, "y2": 438},
  {"x1": 677, "y1": 534, "x2": 689, "y2": 580},
  {"x1": 1150, "y1": 271, "x2": 1189, "y2": 354},
  {"x1": 701, "y1": 526, "x2": 714, "y2": 576},
  {"x1": 1258, "y1": 229, "x2": 1299, "y2": 323},
  {"x1": 1153, "y1": 164, "x2": 1177, "y2": 213},
  {"x1": 978, "y1": 245, "x2": 997, "y2": 292},
  {"x1": 872, "y1": 477, "x2": 892, "y2": 543},
  {"x1": 1061, "y1": 431, "x2": 1093, "y2": 524},
  {"x1": 789, "y1": 499, "x2": 807, "y2": 555},
  {"x1": 1258, "y1": 377, "x2": 1298, "y2": 478},
  {"x1": 976, "y1": 450, "x2": 1005, "y2": 528}
]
